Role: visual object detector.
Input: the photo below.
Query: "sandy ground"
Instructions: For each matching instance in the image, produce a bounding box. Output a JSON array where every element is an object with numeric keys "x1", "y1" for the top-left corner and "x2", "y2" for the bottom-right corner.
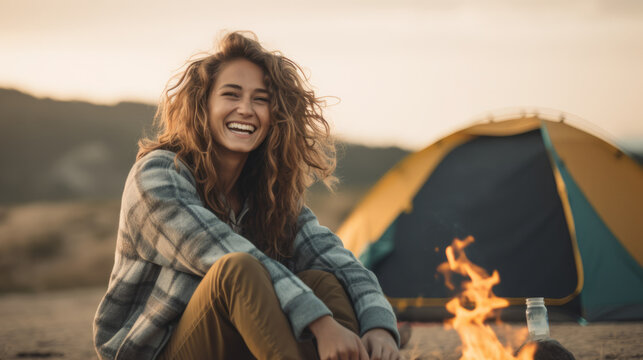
[{"x1": 1, "y1": 287, "x2": 642, "y2": 360}]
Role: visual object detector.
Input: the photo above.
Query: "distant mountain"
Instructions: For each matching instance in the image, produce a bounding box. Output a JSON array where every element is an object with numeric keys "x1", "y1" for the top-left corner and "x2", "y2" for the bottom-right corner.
[
  {"x1": 0, "y1": 88, "x2": 409, "y2": 204},
  {"x1": 334, "y1": 142, "x2": 410, "y2": 187},
  {"x1": 0, "y1": 88, "x2": 156, "y2": 203}
]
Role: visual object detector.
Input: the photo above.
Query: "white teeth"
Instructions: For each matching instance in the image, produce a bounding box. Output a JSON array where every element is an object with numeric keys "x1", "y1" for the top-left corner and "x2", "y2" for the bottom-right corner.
[{"x1": 226, "y1": 122, "x2": 256, "y2": 133}]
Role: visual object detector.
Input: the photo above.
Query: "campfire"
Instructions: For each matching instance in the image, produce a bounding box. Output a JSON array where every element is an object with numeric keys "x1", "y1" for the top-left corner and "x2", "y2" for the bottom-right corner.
[{"x1": 438, "y1": 236, "x2": 537, "y2": 360}]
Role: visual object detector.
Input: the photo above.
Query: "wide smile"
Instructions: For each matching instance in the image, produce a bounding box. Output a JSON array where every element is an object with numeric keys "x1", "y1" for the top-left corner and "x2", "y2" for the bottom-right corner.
[{"x1": 226, "y1": 121, "x2": 257, "y2": 136}]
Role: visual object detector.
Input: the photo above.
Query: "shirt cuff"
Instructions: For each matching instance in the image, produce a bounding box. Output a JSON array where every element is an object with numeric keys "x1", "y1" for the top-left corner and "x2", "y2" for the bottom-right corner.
[
  {"x1": 358, "y1": 307, "x2": 401, "y2": 347},
  {"x1": 284, "y1": 292, "x2": 332, "y2": 340}
]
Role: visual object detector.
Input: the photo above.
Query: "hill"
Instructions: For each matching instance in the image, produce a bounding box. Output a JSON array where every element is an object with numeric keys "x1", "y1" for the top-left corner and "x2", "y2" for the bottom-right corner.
[{"x1": 0, "y1": 88, "x2": 155, "y2": 203}]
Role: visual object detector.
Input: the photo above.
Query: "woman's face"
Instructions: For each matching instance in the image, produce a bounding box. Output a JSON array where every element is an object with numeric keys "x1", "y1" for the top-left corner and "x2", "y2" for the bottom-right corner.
[{"x1": 208, "y1": 58, "x2": 271, "y2": 157}]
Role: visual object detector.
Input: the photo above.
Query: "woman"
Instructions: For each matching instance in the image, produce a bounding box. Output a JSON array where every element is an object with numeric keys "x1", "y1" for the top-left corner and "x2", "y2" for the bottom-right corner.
[{"x1": 93, "y1": 31, "x2": 401, "y2": 360}]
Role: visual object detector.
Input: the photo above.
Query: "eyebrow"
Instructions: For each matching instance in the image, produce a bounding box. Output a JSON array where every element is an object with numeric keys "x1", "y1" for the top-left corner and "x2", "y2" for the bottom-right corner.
[{"x1": 220, "y1": 83, "x2": 269, "y2": 94}]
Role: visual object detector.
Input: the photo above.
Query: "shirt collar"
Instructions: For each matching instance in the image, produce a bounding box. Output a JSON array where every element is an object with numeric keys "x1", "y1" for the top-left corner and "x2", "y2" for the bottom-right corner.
[{"x1": 229, "y1": 198, "x2": 249, "y2": 233}]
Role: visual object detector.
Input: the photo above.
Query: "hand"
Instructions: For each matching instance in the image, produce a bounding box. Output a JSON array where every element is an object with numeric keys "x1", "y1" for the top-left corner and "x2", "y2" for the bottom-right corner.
[
  {"x1": 361, "y1": 328, "x2": 401, "y2": 360},
  {"x1": 309, "y1": 315, "x2": 369, "y2": 360}
]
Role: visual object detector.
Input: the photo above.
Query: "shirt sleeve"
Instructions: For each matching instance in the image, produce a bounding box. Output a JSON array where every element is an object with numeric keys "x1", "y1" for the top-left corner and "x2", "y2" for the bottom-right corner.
[
  {"x1": 291, "y1": 206, "x2": 401, "y2": 346},
  {"x1": 122, "y1": 150, "x2": 331, "y2": 339}
]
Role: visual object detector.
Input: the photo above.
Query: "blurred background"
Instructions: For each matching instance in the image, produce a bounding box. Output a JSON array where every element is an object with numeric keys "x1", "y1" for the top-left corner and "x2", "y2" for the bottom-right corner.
[{"x1": 1, "y1": 0, "x2": 642, "y2": 294}]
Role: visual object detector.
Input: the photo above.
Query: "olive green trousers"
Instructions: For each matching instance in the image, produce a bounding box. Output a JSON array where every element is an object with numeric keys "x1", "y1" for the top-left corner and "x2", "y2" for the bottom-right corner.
[{"x1": 158, "y1": 252, "x2": 360, "y2": 360}]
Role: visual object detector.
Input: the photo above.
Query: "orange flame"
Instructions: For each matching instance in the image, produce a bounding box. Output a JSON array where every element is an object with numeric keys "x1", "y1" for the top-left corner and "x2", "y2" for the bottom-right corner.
[{"x1": 438, "y1": 236, "x2": 536, "y2": 360}]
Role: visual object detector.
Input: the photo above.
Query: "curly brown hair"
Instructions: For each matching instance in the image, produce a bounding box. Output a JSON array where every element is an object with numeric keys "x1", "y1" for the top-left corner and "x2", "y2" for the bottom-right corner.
[{"x1": 137, "y1": 31, "x2": 336, "y2": 260}]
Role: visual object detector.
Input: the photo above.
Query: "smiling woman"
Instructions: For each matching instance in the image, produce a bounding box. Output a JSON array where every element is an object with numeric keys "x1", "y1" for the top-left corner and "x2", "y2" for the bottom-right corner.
[{"x1": 92, "y1": 32, "x2": 401, "y2": 360}]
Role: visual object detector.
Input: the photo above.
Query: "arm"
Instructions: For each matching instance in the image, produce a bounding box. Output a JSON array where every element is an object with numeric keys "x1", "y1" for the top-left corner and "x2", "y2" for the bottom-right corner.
[
  {"x1": 122, "y1": 150, "x2": 331, "y2": 338},
  {"x1": 292, "y1": 206, "x2": 401, "y2": 346}
]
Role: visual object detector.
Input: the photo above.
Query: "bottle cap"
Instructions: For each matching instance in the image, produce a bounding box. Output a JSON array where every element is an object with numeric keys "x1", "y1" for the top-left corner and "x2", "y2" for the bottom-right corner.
[{"x1": 526, "y1": 297, "x2": 545, "y2": 306}]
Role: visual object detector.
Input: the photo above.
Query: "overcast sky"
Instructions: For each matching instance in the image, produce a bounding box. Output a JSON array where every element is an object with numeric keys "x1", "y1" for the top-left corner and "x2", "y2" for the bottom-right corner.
[{"x1": 2, "y1": 0, "x2": 642, "y2": 149}]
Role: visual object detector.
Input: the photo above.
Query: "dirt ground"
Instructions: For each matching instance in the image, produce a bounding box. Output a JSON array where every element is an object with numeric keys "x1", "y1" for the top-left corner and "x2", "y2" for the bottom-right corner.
[{"x1": 0, "y1": 287, "x2": 642, "y2": 360}]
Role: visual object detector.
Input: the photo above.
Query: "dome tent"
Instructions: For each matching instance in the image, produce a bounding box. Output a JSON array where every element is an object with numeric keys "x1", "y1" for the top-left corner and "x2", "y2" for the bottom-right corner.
[{"x1": 337, "y1": 115, "x2": 643, "y2": 321}]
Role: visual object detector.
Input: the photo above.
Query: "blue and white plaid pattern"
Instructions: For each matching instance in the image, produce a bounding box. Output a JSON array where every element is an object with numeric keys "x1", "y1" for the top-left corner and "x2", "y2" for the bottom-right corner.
[{"x1": 93, "y1": 150, "x2": 398, "y2": 360}]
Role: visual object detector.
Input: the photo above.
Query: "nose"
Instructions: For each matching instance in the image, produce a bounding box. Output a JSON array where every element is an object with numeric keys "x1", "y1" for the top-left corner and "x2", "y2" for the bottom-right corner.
[{"x1": 236, "y1": 97, "x2": 253, "y2": 117}]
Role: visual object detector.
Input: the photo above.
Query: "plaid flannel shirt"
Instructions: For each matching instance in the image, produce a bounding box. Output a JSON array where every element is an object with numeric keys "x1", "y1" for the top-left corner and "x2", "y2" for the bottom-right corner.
[{"x1": 93, "y1": 150, "x2": 399, "y2": 360}]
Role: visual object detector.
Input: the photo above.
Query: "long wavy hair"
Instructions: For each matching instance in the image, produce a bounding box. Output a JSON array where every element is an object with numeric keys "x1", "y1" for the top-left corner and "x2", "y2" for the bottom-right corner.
[{"x1": 138, "y1": 31, "x2": 336, "y2": 260}]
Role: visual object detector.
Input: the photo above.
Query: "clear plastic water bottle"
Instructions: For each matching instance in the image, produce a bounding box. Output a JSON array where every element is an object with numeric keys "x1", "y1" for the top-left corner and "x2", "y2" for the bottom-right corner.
[{"x1": 526, "y1": 297, "x2": 550, "y2": 340}]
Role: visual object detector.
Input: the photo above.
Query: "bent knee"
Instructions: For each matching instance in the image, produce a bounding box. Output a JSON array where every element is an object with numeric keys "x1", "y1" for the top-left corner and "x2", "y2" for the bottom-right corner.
[
  {"x1": 217, "y1": 252, "x2": 260, "y2": 267},
  {"x1": 200, "y1": 253, "x2": 272, "y2": 309},
  {"x1": 206, "y1": 253, "x2": 266, "y2": 284}
]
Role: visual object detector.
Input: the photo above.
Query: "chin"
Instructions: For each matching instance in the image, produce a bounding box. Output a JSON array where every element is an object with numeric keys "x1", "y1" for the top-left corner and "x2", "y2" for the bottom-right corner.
[{"x1": 224, "y1": 143, "x2": 258, "y2": 154}]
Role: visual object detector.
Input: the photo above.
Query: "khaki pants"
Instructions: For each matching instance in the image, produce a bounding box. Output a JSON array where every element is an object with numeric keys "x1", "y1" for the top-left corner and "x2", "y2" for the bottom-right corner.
[{"x1": 158, "y1": 253, "x2": 360, "y2": 360}]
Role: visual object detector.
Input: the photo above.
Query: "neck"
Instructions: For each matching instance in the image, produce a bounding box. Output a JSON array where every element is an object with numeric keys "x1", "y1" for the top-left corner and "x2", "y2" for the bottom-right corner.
[{"x1": 216, "y1": 150, "x2": 248, "y2": 200}]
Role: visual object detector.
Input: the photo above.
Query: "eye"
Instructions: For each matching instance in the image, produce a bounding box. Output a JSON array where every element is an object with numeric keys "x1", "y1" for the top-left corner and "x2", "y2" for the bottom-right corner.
[
  {"x1": 222, "y1": 91, "x2": 240, "y2": 98},
  {"x1": 254, "y1": 96, "x2": 270, "y2": 103}
]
